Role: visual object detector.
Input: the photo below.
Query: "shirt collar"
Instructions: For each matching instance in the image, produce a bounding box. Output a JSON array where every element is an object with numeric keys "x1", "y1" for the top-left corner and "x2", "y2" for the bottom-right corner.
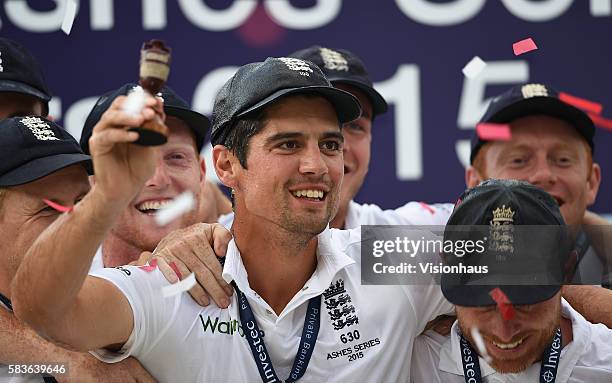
[{"x1": 222, "y1": 226, "x2": 355, "y2": 300}]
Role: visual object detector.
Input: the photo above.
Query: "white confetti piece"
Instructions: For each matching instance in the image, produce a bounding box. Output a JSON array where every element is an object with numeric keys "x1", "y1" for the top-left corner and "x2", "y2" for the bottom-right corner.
[
  {"x1": 61, "y1": 0, "x2": 78, "y2": 35},
  {"x1": 470, "y1": 327, "x2": 493, "y2": 364},
  {"x1": 462, "y1": 56, "x2": 487, "y2": 79},
  {"x1": 155, "y1": 191, "x2": 196, "y2": 226},
  {"x1": 162, "y1": 273, "x2": 196, "y2": 298},
  {"x1": 123, "y1": 87, "x2": 146, "y2": 116}
]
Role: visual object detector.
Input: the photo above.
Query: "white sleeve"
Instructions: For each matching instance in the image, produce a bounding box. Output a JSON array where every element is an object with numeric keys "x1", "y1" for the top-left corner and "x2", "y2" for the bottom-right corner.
[
  {"x1": 353, "y1": 201, "x2": 454, "y2": 226},
  {"x1": 394, "y1": 202, "x2": 454, "y2": 226},
  {"x1": 411, "y1": 331, "x2": 446, "y2": 383},
  {"x1": 87, "y1": 266, "x2": 179, "y2": 363}
]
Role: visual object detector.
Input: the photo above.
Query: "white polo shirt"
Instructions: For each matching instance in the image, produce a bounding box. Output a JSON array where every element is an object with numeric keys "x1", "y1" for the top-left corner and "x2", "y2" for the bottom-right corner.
[
  {"x1": 411, "y1": 299, "x2": 612, "y2": 382},
  {"x1": 344, "y1": 200, "x2": 453, "y2": 228},
  {"x1": 89, "y1": 227, "x2": 453, "y2": 382},
  {"x1": 219, "y1": 200, "x2": 454, "y2": 229}
]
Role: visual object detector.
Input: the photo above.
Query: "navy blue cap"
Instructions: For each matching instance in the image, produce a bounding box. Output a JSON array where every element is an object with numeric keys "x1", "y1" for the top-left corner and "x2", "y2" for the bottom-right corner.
[
  {"x1": 0, "y1": 116, "x2": 92, "y2": 186},
  {"x1": 0, "y1": 38, "x2": 52, "y2": 115},
  {"x1": 290, "y1": 46, "x2": 388, "y2": 117},
  {"x1": 210, "y1": 57, "x2": 362, "y2": 147},
  {"x1": 470, "y1": 83, "x2": 596, "y2": 164},
  {"x1": 80, "y1": 83, "x2": 210, "y2": 154},
  {"x1": 441, "y1": 179, "x2": 572, "y2": 307}
]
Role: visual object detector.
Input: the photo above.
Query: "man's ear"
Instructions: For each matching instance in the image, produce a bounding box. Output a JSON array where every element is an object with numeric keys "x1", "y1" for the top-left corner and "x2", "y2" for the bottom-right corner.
[
  {"x1": 465, "y1": 165, "x2": 484, "y2": 188},
  {"x1": 213, "y1": 145, "x2": 238, "y2": 189},
  {"x1": 198, "y1": 157, "x2": 206, "y2": 184},
  {"x1": 585, "y1": 163, "x2": 601, "y2": 206}
]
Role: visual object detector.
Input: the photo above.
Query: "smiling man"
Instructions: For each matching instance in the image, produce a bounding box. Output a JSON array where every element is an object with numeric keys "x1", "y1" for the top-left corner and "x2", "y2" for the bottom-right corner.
[
  {"x1": 80, "y1": 84, "x2": 226, "y2": 267},
  {"x1": 466, "y1": 83, "x2": 609, "y2": 288},
  {"x1": 411, "y1": 180, "x2": 612, "y2": 382},
  {"x1": 13, "y1": 57, "x2": 454, "y2": 382}
]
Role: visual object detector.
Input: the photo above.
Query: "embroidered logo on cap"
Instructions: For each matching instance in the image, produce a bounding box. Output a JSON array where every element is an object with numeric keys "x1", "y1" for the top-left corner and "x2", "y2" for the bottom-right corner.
[
  {"x1": 521, "y1": 83, "x2": 548, "y2": 99},
  {"x1": 278, "y1": 57, "x2": 313, "y2": 77},
  {"x1": 319, "y1": 48, "x2": 349, "y2": 72},
  {"x1": 20, "y1": 116, "x2": 59, "y2": 141},
  {"x1": 489, "y1": 204, "x2": 515, "y2": 258}
]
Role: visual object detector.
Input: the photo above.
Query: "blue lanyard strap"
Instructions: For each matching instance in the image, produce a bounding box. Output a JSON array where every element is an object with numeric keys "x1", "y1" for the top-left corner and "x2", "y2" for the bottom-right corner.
[
  {"x1": 234, "y1": 284, "x2": 321, "y2": 383},
  {"x1": 460, "y1": 327, "x2": 561, "y2": 383}
]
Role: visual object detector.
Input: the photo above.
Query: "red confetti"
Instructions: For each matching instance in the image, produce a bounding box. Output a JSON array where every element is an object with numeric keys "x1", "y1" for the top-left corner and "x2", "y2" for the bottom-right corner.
[
  {"x1": 42, "y1": 199, "x2": 73, "y2": 213},
  {"x1": 513, "y1": 38, "x2": 538, "y2": 56},
  {"x1": 476, "y1": 123, "x2": 512, "y2": 141},
  {"x1": 169, "y1": 261, "x2": 183, "y2": 280},
  {"x1": 489, "y1": 287, "x2": 516, "y2": 321},
  {"x1": 138, "y1": 258, "x2": 158, "y2": 272},
  {"x1": 419, "y1": 202, "x2": 435, "y2": 215},
  {"x1": 559, "y1": 92, "x2": 603, "y2": 115},
  {"x1": 588, "y1": 113, "x2": 612, "y2": 131}
]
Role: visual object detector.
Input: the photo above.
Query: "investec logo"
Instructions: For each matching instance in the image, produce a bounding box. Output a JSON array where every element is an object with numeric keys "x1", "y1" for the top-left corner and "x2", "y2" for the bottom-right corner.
[{"x1": 199, "y1": 314, "x2": 244, "y2": 337}]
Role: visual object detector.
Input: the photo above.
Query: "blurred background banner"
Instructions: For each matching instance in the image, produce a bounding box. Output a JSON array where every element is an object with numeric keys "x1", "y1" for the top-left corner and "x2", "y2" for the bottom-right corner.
[{"x1": 3, "y1": 0, "x2": 611, "y2": 215}]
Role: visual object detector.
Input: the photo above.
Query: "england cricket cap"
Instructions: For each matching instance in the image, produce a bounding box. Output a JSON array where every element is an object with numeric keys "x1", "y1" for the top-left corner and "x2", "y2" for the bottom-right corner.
[
  {"x1": 290, "y1": 46, "x2": 388, "y2": 117},
  {"x1": 80, "y1": 83, "x2": 210, "y2": 154},
  {"x1": 0, "y1": 38, "x2": 52, "y2": 115},
  {"x1": 0, "y1": 116, "x2": 92, "y2": 186},
  {"x1": 210, "y1": 57, "x2": 362, "y2": 146},
  {"x1": 441, "y1": 179, "x2": 572, "y2": 307},
  {"x1": 470, "y1": 83, "x2": 595, "y2": 163}
]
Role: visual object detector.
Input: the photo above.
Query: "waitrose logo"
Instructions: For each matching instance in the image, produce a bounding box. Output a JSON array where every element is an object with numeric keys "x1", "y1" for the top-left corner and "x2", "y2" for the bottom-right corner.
[{"x1": 199, "y1": 314, "x2": 245, "y2": 337}]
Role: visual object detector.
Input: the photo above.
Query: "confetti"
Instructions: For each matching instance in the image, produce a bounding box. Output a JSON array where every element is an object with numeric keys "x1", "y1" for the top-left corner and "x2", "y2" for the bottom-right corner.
[
  {"x1": 43, "y1": 198, "x2": 73, "y2": 213},
  {"x1": 419, "y1": 202, "x2": 435, "y2": 215},
  {"x1": 462, "y1": 56, "x2": 487, "y2": 79},
  {"x1": 138, "y1": 258, "x2": 158, "y2": 272},
  {"x1": 559, "y1": 92, "x2": 603, "y2": 115},
  {"x1": 162, "y1": 272, "x2": 196, "y2": 297},
  {"x1": 512, "y1": 38, "x2": 538, "y2": 56},
  {"x1": 154, "y1": 191, "x2": 196, "y2": 226},
  {"x1": 589, "y1": 113, "x2": 612, "y2": 131},
  {"x1": 489, "y1": 287, "x2": 516, "y2": 321},
  {"x1": 61, "y1": 0, "x2": 77, "y2": 35},
  {"x1": 123, "y1": 87, "x2": 146, "y2": 116},
  {"x1": 476, "y1": 123, "x2": 512, "y2": 141},
  {"x1": 470, "y1": 327, "x2": 493, "y2": 364}
]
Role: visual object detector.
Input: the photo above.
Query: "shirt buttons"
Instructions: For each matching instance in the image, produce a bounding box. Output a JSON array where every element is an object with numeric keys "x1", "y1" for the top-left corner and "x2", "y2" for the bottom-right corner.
[{"x1": 266, "y1": 309, "x2": 273, "y2": 315}]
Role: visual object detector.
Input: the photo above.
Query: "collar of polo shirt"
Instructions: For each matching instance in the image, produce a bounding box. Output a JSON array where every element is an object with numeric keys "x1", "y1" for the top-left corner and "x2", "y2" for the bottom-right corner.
[{"x1": 222, "y1": 227, "x2": 356, "y2": 318}]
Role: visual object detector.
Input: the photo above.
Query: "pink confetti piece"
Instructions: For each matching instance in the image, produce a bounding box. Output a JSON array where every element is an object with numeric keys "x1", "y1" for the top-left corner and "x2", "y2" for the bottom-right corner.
[
  {"x1": 559, "y1": 92, "x2": 603, "y2": 115},
  {"x1": 169, "y1": 261, "x2": 183, "y2": 280},
  {"x1": 42, "y1": 199, "x2": 73, "y2": 213},
  {"x1": 419, "y1": 202, "x2": 435, "y2": 215},
  {"x1": 138, "y1": 258, "x2": 158, "y2": 272},
  {"x1": 476, "y1": 123, "x2": 512, "y2": 141},
  {"x1": 489, "y1": 288, "x2": 516, "y2": 321},
  {"x1": 588, "y1": 113, "x2": 612, "y2": 131},
  {"x1": 512, "y1": 38, "x2": 538, "y2": 56}
]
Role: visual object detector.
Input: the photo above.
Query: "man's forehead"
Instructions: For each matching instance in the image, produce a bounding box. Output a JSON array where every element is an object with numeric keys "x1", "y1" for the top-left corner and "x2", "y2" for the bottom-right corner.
[{"x1": 14, "y1": 165, "x2": 90, "y2": 197}]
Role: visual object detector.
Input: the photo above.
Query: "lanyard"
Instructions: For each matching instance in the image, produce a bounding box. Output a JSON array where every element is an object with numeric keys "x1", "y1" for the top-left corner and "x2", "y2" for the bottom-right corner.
[
  {"x1": 460, "y1": 327, "x2": 562, "y2": 383},
  {"x1": 0, "y1": 293, "x2": 58, "y2": 383},
  {"x1": 234, "y1": 284, "x2": 321, "y2": 383}
]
